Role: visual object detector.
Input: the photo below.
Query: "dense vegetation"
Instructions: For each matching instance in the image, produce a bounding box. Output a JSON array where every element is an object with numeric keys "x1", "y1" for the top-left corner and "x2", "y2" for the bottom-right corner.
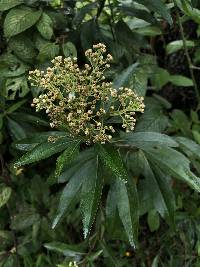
[{"x1": 1, "y1": 0, "x2": 200, "y2": 266}]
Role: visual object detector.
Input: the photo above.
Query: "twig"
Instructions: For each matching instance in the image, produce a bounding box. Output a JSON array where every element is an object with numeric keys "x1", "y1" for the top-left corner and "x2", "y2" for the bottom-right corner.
[
  {"x1": 174, "y1": 3, "x2": 200, "y2": 102},
  {"x1": 96, "y1": 0, "x2": 106, "y2": 19},
  {"x1": 0, "y1": 155, "x2": 20, "y2": 267},
  {"x1": 108, "y1": 0, "x2": 116, "y2": 41}
]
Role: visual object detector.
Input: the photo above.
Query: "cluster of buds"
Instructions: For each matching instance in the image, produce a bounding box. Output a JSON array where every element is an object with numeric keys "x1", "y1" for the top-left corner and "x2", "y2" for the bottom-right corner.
[
  {"x1": 68, "y1": 261, "x2": 78, "y2": 267},
  {"x1": 29, "y1": 43, "x2": 145, "y2": 144}
]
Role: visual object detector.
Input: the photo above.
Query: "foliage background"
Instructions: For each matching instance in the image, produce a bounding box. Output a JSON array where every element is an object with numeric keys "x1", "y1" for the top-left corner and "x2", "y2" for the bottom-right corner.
[{"x1": 1, "y1": 0, "x2": 200, "y2": 266}]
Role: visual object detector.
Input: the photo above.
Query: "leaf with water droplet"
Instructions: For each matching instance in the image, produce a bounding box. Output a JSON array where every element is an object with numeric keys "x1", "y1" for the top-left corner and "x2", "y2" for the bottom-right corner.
[
  {"x1": 52, "y1": 149, "x2": 97, "y2": 228},
  {"x1": 96, "y1": 144, "x2": 128, "y2": 182},
  {"x1": 114, "y1": 175, "x2": 139, "y2": 248},
  {"x1": 55, "y1": 140, "x2": 80, "y2": 177},
  {"x1": 80, "y1": 155, "x2": 103, "y2": 238}
]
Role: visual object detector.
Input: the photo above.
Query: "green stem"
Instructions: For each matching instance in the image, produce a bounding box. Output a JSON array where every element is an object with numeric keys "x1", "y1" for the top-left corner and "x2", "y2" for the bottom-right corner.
[{"x1": 174, "y1": 3, "x2": 200, "y2": 102}]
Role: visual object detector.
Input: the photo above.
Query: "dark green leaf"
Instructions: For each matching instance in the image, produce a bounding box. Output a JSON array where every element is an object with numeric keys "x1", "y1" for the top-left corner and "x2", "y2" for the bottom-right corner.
[
  {"x1": 11, "y1": 112, "x2": 49, "y2": 126},
  {"x1": 37, "y1": 42, "x2": 59, "y2": 62},
  {"x1": 7, "y1": 117, "x2": 27, "y2": 140},
  {"x1": 52, "y1": 153, "x2": 96, "y2": 228},
  {"x1": 176, "y1": 137, "x2": 200, "y2": 160},
  {"x1": 96, "y1": 144, "x2": 128, "y2": 182},
  {"x1": 113, "y1": 63, "x2": 139, "y2": 90},
  {"x1": 142, "y1": 153, "x2": 175, "y2": 224},
  {"x1": 6, "y1": 99, "x2": 26, "y2": 114},
  {"x1": 120, "y1": 131, "x2": 178, "y2": 149},
  {"x1": 80, "y1": 156, "x2": 103, "y2": 238},
  {"x1": 115, "y1": 175, "x2": 139, "y2": 247},
  {"x1": 14, "y1": 135, "x2": 76, "y2": 167},
  {"x1": 8, "y1": 34, "x2": 37, "y2": 62},
  {"x1": 55, "y1": 140, "x2": 80, "y2": 177},
  {"x1": 10, "y1": 208, "x2": 40, "y2": 230},
  {"x1": 118, "y1": 5, "x2": 157, "y2": 24},
  {"x1": 15, "y1": 132, "x2": 68, "y2": 151},
  {"x1": 62, "y1": 42, "x2": 77, "y2": 58},
  {"x1": 134, "y1": 0, "x2": 172, "y2": 24},
  {"x1": 145, "y1": 146, "x2": 200, "y2": 192}
]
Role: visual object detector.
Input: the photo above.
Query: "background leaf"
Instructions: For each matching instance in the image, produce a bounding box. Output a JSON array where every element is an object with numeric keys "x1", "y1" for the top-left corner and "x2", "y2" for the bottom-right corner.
[{"x1": 4, "y1": 6, "x2": 42, "y2": 38}]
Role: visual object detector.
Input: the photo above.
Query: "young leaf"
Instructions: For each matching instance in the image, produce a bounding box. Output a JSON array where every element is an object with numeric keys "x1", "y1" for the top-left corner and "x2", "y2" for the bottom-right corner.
[
  {"x1": 14, "y1": 136, "x2": 77, "y2": 167},
  {"x1": 169, "y1": 75, "x2": 194, "y2": 87},
  {"x1": 0, "y1": 186, "x2": 12, "y2": 209},
  {"x1": 80, "y1": 156, "x2": 103, "y2": 238},
  {"x1": 147, "y1": 210, "x2": 160, "y2": 232},
  {"x1": 115, "y1": 175, "x2": 139, "y2": 247},
  {"x1": 4, "y1": 6, "x2": 42, "y2": 38}
]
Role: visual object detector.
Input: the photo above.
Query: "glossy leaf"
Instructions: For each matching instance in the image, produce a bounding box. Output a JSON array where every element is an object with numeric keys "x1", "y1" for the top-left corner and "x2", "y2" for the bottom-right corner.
[
  {"x1": 15, "y1": 132, "x2": 68, "y2": 151},
  {"x1": 52, "y1": 154, "x2": 96, "y2": 228},
  {"x1": 55, "y1": 141, "x2": 80, "y2": 177},
  {"x1": 96, "y1": 144, "x2": 128, "y2": 182},
  {"x1": 80, "y1": 156, "x2": 103, "y2": 238},
  {"x1": 14, "y1": 136, "x2": 77, "y2": 167},
  {"x1": 115, "y1": 175, "x2": 139, "y2": 247}
]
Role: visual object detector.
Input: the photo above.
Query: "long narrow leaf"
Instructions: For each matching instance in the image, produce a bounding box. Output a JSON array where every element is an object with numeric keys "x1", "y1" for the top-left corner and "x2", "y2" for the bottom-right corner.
[
  {"x1": 14, "y1": 136, "x2": 77, "y2": 167},
  {"x1": 80, "y1": 156, "x2": 103, "y2": 238}
]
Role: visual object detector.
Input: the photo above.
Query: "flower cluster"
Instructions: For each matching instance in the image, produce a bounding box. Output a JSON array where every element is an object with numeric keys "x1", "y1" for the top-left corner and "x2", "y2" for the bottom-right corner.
[
  {"x1": 68, "y1": 261, "x2": 78, "y2": 267},
  {"x1": 29, "y1": 43, "x2": 145, "y2": 143}
]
